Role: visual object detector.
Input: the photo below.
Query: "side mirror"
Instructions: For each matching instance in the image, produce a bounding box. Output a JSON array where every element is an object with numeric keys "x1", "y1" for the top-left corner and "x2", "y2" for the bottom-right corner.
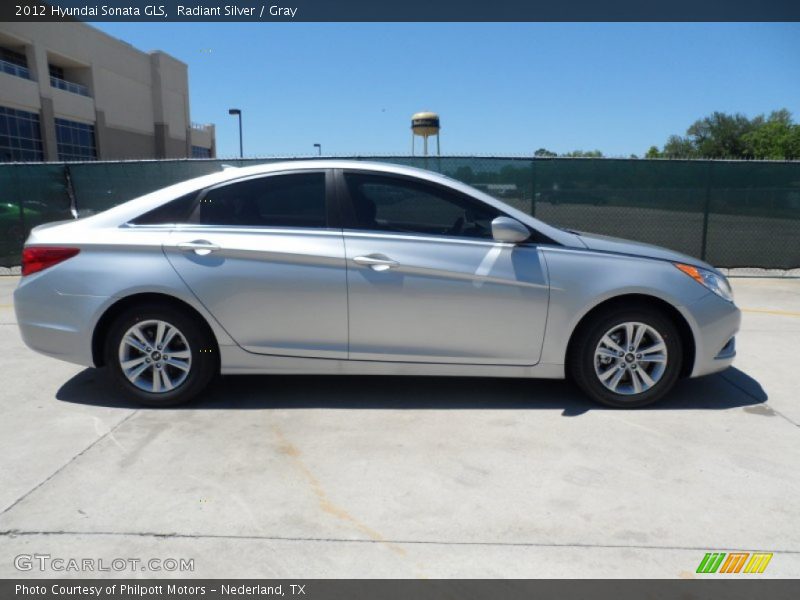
[{"x1": 491, "y1": 216, "x2": 530, "y2": 243}]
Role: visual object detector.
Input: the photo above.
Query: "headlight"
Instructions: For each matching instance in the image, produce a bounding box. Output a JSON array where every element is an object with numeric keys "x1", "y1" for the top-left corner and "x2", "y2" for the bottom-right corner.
[{"x1": 675, "y1": 263, "x2": 734, "y2": 302}]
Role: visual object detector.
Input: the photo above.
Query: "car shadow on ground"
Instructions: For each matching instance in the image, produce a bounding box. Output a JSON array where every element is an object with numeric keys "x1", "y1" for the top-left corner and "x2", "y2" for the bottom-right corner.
[{"x1": 56, "y1": 367, "x2": 766, "y2": 416}]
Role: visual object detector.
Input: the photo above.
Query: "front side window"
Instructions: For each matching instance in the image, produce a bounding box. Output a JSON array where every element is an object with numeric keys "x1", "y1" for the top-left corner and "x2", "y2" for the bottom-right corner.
[
  {"x1": 343, "y1": 173, "x2": 501, "y2": 239},
  {"x1": 199, "y1": 172, "x2": 326, "y2": 228}
]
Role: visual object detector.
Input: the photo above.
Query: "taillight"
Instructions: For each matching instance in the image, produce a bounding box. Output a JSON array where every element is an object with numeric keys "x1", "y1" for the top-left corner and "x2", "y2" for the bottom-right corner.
[{"x1": 21, "y1": 246, "x2": 80, "y2": 277}]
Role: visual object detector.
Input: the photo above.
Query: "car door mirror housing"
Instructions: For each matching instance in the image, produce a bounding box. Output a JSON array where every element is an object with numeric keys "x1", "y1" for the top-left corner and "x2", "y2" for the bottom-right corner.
[{"x1": 491, "y1": 217, "x2": 530, "y2": 243}]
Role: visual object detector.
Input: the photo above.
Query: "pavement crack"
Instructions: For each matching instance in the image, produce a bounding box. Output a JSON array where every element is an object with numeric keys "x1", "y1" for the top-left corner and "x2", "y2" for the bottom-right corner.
[
  {"x1": 271, "y1": 424, "x2": 406, "y2": 557},
  {"x1": 0, "y1": 411, "x2": 139, "y2": 518},
  {"x1": 0, "y1": 529, "x2": 798, "y2": 555}
]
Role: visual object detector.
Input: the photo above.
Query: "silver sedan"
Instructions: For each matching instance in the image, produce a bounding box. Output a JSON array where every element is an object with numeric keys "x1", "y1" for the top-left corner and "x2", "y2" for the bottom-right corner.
[{"x1": 14, "y1": 160, "x2": 740, "y2": 408}]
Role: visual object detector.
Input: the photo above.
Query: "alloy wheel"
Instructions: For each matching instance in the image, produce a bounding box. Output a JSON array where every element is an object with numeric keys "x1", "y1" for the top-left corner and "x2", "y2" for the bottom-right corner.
[
  {"x1": 117, "y1": 319, "x2": 192, "y2": 393},
  {"x1": 593, "y1": 321, "x2": 668, "y2": 396}
]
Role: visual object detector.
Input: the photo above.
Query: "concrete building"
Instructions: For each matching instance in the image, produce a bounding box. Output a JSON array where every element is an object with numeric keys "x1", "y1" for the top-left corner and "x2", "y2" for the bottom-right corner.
[{"x1": 0, "y1": 22, "x2": 215, "y2": 162}]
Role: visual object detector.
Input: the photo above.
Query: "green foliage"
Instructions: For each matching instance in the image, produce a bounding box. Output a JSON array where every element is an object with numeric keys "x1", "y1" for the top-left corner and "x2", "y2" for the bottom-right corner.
[
  {"x1": 741, "y1": 110, "x2": 800, "y2": 160},
  {"x1": 648, "y1": 109, "x2": 800, "y2": 160},
  {"x1": 534, "y1": 148, "x2": 557, "y2": 158},
  {"x1": 561, "y1": 150, "x2": 604, "y2": 158},
  {"x1": 645, "y1": 146, "x2": 661, "y2": 159},
  {"x1": 662, "y1": 135, "x2": 698, "y2": 159},
  {"x1": 687, "y1": 112, "x2": 759, "y2": 158}
]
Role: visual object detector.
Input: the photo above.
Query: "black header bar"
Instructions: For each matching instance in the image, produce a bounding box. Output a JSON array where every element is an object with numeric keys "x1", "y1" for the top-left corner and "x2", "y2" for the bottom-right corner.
[
  {"x1": 3, "y1": 579, "x2": 800, "y2": 600},
  {"x1": 2, "y1": 0, "x2": 800, "y2": 22}
]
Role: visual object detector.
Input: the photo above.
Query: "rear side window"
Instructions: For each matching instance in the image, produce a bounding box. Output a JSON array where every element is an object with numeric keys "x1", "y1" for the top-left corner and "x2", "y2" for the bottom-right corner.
[
  {"x1": 198, "y1": 172, "x2": 326, "y2": 228},
  {"x1": 130, "y1": 192, "x2": 197, "y2": 225}
]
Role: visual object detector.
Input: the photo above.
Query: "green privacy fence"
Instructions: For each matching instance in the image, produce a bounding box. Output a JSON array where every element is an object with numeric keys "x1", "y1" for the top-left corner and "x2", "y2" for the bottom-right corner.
[{"x1": 1, "y1": 157, "x2": 799, "y2": 268}]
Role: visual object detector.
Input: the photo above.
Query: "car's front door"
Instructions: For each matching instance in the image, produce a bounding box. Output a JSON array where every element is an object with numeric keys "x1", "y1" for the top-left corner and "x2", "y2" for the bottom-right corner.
[
  {"x1": 164, "y1": 170, "x2": 348, "y2": 359},
  {"x1": 338, "y1": 170, "x2": 549, "y2": 365}
]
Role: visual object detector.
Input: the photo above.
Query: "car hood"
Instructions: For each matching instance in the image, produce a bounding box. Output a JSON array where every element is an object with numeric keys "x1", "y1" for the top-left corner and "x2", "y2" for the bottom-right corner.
[{"x1": 573, "y1": 231, "x2": 717, "y2": 272}]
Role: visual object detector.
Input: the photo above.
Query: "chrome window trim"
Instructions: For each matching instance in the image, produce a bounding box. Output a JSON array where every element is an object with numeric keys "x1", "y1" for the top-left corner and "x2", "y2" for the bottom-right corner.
[
  {"x1": 342, "y1": 228, "x2": 529, "y2": 248},
  {"x1": 171, "y1": 224, "x2": 345, "y2": 236}
]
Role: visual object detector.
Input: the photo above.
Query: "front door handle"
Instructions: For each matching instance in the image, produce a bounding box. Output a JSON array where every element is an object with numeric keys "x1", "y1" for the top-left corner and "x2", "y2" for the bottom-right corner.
[
  {"x1": 177, "y1": 240, "x2": 220, "y2": 256},
  {"x1": 353, "y1": 254, "x2": 399, "y2": 272}
]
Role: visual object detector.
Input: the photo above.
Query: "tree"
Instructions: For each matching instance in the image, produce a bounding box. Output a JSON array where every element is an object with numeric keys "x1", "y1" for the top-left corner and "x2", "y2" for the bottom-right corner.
[
  {"x1": 534, "y1": 148, "x2": 557, "y2": 157},
  {"x1": 686, "y1": 112, "x2": 760, "y2": 158},
  {"x1": 561, "y1": 150, "x2": 604, "y2": 158},
  {"x1": 742, "y1": 110, "x2": 800, "y2": 160},
  {"x1": 646, "y1": 109, "x2": 800, "y2": 160},
  {"x1": 661, "y1": 135, "x2": 697, "y2": 159}
]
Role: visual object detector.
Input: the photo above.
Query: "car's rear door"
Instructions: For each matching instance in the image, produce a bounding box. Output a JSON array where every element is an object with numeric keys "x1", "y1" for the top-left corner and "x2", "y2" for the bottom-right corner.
[
  {"x1": 164, "y1": 169, "x2": 348, "y2": 359},
  {"x1": 338, "y1": 169, "x2": 549, "y2": 365}
]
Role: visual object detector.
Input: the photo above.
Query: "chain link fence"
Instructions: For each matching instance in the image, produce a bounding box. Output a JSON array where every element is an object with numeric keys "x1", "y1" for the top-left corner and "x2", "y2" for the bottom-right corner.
[{"x1": 1, "y1": 156, "x2": 799, "y2": 268}]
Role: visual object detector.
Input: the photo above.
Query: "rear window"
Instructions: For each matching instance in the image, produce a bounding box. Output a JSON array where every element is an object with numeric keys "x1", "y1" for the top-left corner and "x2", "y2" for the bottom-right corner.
[{"x1": 130, "y1": 192, "x2": 198, "y2": 225}]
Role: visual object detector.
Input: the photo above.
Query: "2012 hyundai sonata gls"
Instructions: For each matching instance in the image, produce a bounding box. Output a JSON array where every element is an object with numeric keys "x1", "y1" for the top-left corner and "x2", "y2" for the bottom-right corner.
[{"x1": 14, "y1": 160, "x2": 740, "y2": 408}]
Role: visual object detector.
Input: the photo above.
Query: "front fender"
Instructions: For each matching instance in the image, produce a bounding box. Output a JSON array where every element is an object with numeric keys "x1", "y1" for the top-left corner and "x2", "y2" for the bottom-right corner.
[{"x1": 539, "y1": 247, "x2": 709, "y2": 367}]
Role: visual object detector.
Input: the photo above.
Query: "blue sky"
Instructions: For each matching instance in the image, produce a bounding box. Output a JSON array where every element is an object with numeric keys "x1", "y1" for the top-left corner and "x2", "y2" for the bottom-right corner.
[{"x1": 93, "y1": 22, "x2": 800, "y2": 158}]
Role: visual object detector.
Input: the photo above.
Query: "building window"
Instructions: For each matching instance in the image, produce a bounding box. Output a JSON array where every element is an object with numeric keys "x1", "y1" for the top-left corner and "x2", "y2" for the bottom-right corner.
[
  {"x1": 48, "y1": 64, "x2": 90, "y2": 97},
  {"x1": 0, "y1": 46, "x2": 31, "y2": 80},
  {"x1": 0, "y1": 106, "x2": 44, "y2": 162},
  {"x1": 48, "y1": 64, "x2": 65, "y2": 79},
  {"x1": 55, "y1": 118, "x2": 97, "y2": 161},
  {"x1": 191, "y1": 145, "x2": 212, "y2": 158}
]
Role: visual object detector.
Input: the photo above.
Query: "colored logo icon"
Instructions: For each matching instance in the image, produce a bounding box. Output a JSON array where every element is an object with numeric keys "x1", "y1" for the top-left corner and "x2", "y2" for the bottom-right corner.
[{"x1": 696, "y1": 552, "x2": 773, "y2": 574}]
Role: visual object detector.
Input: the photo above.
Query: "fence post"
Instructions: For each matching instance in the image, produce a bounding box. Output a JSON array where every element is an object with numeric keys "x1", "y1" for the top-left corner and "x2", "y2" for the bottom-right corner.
[{"x1": 700, "y1": 161, "x2": 712, "y2": 262}]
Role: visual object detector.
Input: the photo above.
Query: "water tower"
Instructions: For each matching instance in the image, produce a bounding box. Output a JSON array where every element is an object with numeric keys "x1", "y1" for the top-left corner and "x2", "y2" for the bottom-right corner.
[{"x1": 411, "y1": 112, "x2": 440, "y2": 156}]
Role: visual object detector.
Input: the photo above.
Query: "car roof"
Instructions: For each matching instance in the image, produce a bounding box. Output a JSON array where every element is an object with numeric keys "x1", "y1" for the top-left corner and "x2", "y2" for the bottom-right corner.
[
  {"x1": 215, "y1": 159, "x2": 462, "y2": 185},
  {"x1": 81, "y1": 160, "x2": 582, "y2": 247}
]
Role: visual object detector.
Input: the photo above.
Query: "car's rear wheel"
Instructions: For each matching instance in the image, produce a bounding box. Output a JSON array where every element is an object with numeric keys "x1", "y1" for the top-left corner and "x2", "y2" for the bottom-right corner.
[
  {"x1": 104, "y1": 303, "x2": 217, "y2": 406},
  {"x1": 569, "y1": 306, "x2": 683, "y2": 408}
]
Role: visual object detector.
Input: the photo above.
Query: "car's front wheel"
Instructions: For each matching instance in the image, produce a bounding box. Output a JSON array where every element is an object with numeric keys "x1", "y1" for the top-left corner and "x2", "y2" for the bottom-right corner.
[
  {"x1": 569, "y1": 306, "x2": 683, "y2": 408},
  {"x1": 104, "y1": 302, "x2": 217, "y2": 406}
]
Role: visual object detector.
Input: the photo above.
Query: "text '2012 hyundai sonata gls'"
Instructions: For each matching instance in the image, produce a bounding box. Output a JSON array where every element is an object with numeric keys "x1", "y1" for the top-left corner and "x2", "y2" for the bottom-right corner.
[{"x1": 14, "y1": 161, "x2": 740, "y2": 408}]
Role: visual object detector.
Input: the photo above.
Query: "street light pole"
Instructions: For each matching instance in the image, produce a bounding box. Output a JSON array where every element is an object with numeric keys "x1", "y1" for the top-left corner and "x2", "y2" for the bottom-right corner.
[
  {"x1": 313, "y1": 143, "x2": 321, "y2": 156},
  {"x1": 228, "y1": 108, "x2": 243, "y2": 158}
]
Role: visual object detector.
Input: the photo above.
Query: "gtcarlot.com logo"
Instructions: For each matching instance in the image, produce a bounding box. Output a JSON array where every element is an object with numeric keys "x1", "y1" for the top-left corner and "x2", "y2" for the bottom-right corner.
[
  {"x1": 696, "y1": 552, "x2": 773, "y2": 574},
  {"x1": 14, "y1": 554, "x2": 194, "y2": 573}
]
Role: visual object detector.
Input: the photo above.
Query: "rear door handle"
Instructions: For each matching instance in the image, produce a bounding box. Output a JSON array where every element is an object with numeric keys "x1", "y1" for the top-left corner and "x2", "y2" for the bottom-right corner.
[
  {"x1": 177, "y1": 240, "x2": 220, "y2": 256},
  {"x1": 353, "y1": 254, "x2": 399, "y2": 272}
]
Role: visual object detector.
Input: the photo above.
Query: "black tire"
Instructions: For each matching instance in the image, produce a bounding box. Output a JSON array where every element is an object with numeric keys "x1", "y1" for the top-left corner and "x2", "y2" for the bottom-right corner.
[
  {"x1": 568, "y1": 305, "x2": 683, "y2": 408},
  {"x1": 104, "y1": 302, "x2": 218, "y2": 407}
]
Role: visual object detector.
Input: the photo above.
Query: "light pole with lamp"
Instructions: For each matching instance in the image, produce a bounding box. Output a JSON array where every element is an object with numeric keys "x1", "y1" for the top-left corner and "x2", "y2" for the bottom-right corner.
[
  {"x1": 313, "y1": 143, "x2": 321, "y2": 156},
  {"x1": 228, "y1": 108, "x2": 243, "y2": 158}
]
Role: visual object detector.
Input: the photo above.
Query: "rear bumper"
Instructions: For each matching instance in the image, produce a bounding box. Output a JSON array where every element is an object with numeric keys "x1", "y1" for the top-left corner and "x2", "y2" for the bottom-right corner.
[
  {"x1": 14, "y1": 274, "x2": 107, "y2": 368},
  {"x1": 681, "y1": 292, "x2": 741, "y2": 378}
]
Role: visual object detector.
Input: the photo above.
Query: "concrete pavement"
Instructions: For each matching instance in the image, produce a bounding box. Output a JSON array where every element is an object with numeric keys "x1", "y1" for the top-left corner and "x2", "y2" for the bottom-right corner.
[{"x1": 0, "y1": 276, "x2": 798, "y2": 578}]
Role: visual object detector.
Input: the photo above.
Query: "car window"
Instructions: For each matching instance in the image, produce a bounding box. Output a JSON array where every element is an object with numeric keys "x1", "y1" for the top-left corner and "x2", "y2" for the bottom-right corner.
[
  {"x1": 130, "y1": 192, "x2": 198, "y2": 225},
  {"x1": 199, "y1": 172, "x2": 326, "y2": 228},
  {"x1": 343, "y1": 173, "x2": 501, "y2": 239}
]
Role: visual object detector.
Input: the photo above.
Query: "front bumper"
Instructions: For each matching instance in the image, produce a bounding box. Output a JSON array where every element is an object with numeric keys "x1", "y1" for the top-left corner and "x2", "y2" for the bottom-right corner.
[{"x1": 681, "y1": 292, "x2": 741, "y2": 378}]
